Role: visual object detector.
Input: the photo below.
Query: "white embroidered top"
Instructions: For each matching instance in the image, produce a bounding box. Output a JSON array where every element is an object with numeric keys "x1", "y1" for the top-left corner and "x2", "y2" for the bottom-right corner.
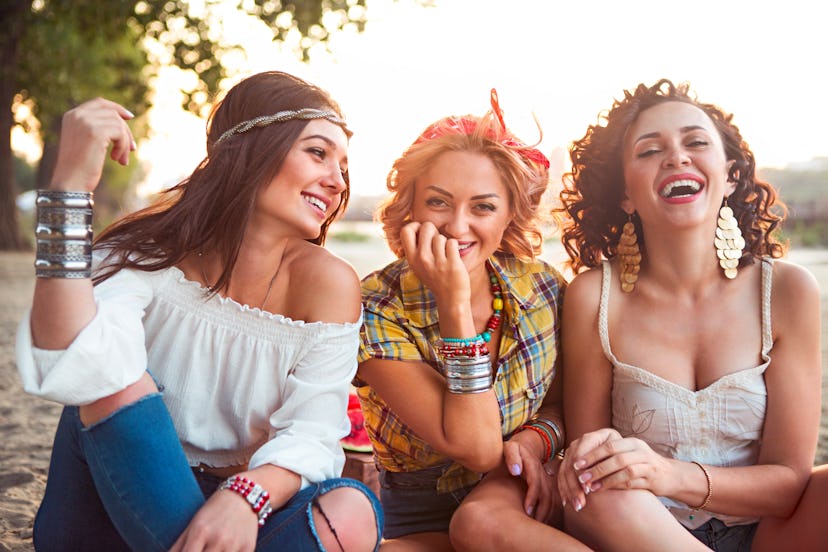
[
  {"x1": 16, "y1": 252, "x2": 360, "y2": 487},
  {"x1": 600, "y1": 259, "x2": 772, "y2": 529}
]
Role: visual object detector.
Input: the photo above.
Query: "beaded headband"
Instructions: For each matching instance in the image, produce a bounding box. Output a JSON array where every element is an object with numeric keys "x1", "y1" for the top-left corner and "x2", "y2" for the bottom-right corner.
[
  {"x1": 215, "y1": 108, "x2": 349, "y2": 144},
  {"x1": 414, "y1": 89, "x2": 550, "y2": 169}
]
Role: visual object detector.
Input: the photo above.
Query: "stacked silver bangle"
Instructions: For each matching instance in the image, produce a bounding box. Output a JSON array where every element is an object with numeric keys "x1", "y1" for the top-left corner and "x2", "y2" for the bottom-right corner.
[
  {"x1": 34, "y1": 190, "x2": 94, "y2": 279},
  {"x1": 436, "y1": 340, "x2": 494, "y2": 394},
  {"x1": 443, "y1": 355, "x2": 493, "y2": 394}
]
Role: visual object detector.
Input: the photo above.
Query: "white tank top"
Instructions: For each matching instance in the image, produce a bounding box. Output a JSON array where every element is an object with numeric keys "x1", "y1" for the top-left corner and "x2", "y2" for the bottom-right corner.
[{"x1": 599, "y1": 259, "x2": 773, "y2": 529}]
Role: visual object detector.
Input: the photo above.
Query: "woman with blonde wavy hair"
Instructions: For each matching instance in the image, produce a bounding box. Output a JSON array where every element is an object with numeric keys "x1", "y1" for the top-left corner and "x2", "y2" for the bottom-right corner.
[{"x1": 354, "y1": 91, "x2": 589, "y2": 551}]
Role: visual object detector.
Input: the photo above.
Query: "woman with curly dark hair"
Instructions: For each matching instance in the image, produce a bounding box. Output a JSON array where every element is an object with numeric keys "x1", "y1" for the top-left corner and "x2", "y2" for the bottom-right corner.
[{"x1": 556, "y1": 79, "x2": 827, "y2": 551}]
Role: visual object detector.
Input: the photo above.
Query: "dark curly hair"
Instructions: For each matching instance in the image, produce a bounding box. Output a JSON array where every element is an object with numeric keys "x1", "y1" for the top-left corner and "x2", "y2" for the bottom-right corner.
[{"x1": 558, "y1": 78, "x2": 786, "y2": 273}]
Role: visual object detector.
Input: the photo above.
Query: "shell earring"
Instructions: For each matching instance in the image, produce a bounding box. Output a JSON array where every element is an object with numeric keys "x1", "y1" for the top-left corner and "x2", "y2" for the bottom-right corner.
[
  {"x1": 715, "y1": 197, "x2": 745, "y2": 279},
  {"x1": 618, "y1": 214, "x2": 641, "y2": 293}
]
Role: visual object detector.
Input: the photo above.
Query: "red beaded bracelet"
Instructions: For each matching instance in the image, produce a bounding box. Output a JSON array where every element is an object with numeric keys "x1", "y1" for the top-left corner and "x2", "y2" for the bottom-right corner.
[
  {"x1": 437, "y1": 342, "x2": 490, "y2": 359},
  {"x1": 220, "y1": 475, "x2": 274, "y2": 526},
  {"x1": 518, "y1": 424, "x2": 553, "y2": 463}
]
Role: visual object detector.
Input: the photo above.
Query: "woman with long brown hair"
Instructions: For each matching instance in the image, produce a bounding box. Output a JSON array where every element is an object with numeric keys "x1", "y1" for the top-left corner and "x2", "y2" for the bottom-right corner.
[{"x1": 16, "y1": 71, "x2": 382, "y2": 551}]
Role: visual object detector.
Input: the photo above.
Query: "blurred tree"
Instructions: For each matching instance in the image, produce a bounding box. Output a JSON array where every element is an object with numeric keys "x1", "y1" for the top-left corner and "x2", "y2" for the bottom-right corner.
[{"x1": 0, "y1": 0, "x2": 371, "y2": 250}]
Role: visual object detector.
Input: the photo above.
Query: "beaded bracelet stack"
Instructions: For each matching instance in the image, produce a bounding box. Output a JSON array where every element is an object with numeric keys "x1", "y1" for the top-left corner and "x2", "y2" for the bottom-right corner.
[
  {"x1": 435, "y1": 267, "x2": 503, "y2": 394},
  {"x1": 438, "y1": 336, "x2": 493, "y2": 394},
  {"x1": 219, "y1": 475, "x2": 273, "y2": 526},
  {"x1": 34, "y1": 190, "x2": 94, "y2": 279},
  {"x1": 517, "y1": 417, "x2": 564, "y2": 463}
]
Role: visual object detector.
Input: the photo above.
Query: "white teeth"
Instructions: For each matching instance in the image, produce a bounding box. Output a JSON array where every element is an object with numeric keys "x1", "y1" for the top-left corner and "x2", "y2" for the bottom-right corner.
[
  {"x1": 458, "y1": 243, "x2": 472, "y2": 250},
  {"x1": 303, "y1": 194, "x2": 326, "y2": 211},
  {"x1": 660, "y1": 179, "x2": 701, "y2": 198}
]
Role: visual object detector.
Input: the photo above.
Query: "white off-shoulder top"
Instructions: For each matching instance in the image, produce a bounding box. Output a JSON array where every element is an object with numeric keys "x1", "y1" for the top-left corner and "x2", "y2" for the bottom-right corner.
[
  {"x1": 16, "y1": 251, "x2": 361, "y2": 486},
  {"x1": 600, "y1": 259, "x2": 772, "y2": 529}
]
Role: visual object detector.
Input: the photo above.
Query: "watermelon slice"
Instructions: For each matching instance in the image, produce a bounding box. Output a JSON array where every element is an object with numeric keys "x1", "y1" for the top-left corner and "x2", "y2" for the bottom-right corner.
[{"x1": 342, "y1": 393, "x2": 373, "y2": 453}]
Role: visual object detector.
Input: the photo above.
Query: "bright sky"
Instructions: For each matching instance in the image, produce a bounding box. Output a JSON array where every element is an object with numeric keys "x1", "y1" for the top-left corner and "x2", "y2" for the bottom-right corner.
[{"x1": 19, "y1": 0, "x2": 828, "y2": 199}]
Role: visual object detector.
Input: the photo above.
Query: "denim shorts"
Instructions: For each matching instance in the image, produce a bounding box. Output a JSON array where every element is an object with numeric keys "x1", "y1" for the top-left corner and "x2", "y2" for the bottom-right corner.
[
  {"x1": 687, "y1": 518, "x2": 757, "y2": 551},
  {"x1": 380, "y1": 464, "x2": 475, "y2": 539}
]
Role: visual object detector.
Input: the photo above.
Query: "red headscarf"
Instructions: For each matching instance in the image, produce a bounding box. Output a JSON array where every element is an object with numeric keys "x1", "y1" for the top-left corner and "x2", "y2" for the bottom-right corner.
[{"x1": 414, "y1": 89, "x2": 550, "y2": 169}]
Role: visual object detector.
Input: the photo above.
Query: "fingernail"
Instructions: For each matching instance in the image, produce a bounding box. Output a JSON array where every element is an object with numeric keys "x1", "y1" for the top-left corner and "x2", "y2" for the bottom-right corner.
[
  {"x1": 590, "y1": 481, "x2": 602, "y2": 492},
  {"x1": 573, "y1": 460, "x2": 586, "y2": 470},
  {"x1": 131, "y1": 140, "x2": 137, "y2": 151},
  {"x1": 562, "y1": 498, "x2": 567, "y2": 507},
  {"x1": 125, "y1": 109, "x2": 135, "y2": 118},
  {"x1": 526, "y1": 505, "x2": 534, "y2": 516},
  {"x1": 510, "y1": 464, "x2": 521, "y2": 476},
  {"x1": 573, "y1": 498, "x2": 583, "y2": 512},
  {"x1": 584, "y1": 485, "x2": 591, "y2": 495},
  {"x1": 578, "y1": 471, "x2": 592, "y2": 484}
]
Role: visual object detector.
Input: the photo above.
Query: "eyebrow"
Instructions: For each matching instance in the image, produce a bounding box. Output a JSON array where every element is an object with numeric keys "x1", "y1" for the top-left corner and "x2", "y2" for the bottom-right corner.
[
  {"x1": 301, "y1": 134, "x2": 348, "y2": 164},
  {"x1": 425, "y1": 185, "x2": 501, "y2": 201},
  {"x1": 632, "y1": 125, "x2": 709, "y2": 145}
]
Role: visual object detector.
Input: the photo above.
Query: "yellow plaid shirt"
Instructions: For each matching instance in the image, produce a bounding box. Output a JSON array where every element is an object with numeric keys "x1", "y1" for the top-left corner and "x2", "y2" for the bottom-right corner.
[{"x1": 356, "y1": 252, "x2": 566, "y2": 492}]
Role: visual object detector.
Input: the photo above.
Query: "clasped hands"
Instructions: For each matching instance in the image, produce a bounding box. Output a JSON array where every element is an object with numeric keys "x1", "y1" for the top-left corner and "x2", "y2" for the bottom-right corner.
[{"x1": 557, "y1": 428, "x2": 674, "y2": 512}]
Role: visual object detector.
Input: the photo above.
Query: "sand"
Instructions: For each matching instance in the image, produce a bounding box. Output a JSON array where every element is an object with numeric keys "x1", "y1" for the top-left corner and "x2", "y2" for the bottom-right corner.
[{"x1": 1, "y1": 246, "x2": 827, "y2": 551}]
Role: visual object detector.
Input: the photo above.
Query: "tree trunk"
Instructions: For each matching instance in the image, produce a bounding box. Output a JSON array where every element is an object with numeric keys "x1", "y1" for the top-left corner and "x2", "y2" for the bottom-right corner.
[
  {"x1": 0, "y1": 1, "x2": 29, "y2": 250},
  {"x1": 36, "y1": 118, "x2": 60, "y2": 189}
]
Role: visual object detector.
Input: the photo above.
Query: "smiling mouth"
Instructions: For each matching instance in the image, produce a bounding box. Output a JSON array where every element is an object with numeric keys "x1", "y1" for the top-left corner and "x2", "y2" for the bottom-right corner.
[
  {"x1": 659, "y1": 179, "x2": 703, "y2": 199},
  {"x1": 302, "y1": 194, "x2": 327, "y2": 213}
]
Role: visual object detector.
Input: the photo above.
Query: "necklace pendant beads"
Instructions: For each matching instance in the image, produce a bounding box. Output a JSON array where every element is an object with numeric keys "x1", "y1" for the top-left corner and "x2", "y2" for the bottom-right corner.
[{"x1": 479, "y1": 266, "x2": 503, "y2": 343}]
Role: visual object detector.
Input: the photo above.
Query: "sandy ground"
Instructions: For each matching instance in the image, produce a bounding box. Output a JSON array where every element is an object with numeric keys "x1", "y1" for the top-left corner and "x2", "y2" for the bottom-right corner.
[{"x1": 1, "y1": 245, "x2": 827, "y2": 551}]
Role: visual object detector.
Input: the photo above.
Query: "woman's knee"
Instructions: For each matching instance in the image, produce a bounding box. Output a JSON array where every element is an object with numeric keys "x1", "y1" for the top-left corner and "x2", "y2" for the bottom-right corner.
[
  {"x1": 312, "y1": 484, "x2": 381, "y2": 551},
  {"x1": 565, "y1": 490, "x2": 638, "y2": 537},
  {"x1": 449, "y1": 498, "x2": 499, "y2": 550}
]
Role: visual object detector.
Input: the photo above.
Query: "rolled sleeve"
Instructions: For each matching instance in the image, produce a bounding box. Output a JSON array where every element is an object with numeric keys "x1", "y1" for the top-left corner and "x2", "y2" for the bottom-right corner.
[
  {"x1": 16, "y1": 264, "x2": 153, "y2": 406},
  {"x1": 359, "y1": 308, "x2": 425, "y2": 363},
  {"x1": 248, "y1": 319, "x2": 360, "y2": 485}
]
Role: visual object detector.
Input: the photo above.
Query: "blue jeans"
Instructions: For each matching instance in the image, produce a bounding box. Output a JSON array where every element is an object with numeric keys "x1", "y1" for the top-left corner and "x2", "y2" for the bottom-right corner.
[{"x1": 34, "y1": 394, "x2": 382, "y2": 551}]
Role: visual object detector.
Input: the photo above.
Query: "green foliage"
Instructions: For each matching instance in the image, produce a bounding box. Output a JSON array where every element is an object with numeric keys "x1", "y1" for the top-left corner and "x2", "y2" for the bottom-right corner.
[
  {"x1": 14, "y1": 1, "x2": 151, "y2": 142},
  {"x1": 133, "y1": 0, "x2": 369, "y2": 114},
  {"x1": 1, "y1": 0, "x2": 378, "y2": 249},
  {"x1": 13, "y1": 155, "x2": 35, "y2": 192},
  {"x1": 761, "y1": 163, "x2": 828, "y2": 204},
  {"x1": 328, "y1": 229, "x2": 371, "y2": 242},
  {"x1": 760, "y1": 160, "x2": 828, "y2": 246}
]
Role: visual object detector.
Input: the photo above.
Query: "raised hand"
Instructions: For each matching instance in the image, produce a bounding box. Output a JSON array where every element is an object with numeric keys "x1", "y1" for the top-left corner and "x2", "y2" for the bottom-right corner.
[
  {"x1": 400, "y1": 220, "x2": 471, "y2": 307},
  {"x1": 51, "y1": 97, "x2": 136, "y2": 192}
]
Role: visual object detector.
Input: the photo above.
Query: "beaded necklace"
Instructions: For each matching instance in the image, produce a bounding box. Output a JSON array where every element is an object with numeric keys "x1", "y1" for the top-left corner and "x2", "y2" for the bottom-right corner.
[
  {"x1": 479, "y1": 264, "x2": 503, "y2": 343},
  {"x1": 437, "y1": 263, "x2": 503, "y2": 359}
]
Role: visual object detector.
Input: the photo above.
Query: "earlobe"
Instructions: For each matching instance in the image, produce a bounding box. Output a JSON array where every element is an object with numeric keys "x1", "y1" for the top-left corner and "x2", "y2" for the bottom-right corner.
[
  {"x1": 725, "y1": 160, "x2": 738, "y2": 195},
  {"x1": 620, "y1": 196, "x2": 635, "y2": 215}
]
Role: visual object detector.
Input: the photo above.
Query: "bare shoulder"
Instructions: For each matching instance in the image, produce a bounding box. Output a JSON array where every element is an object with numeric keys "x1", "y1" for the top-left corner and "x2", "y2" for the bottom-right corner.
[
  {"x1": 563, "y1": 265, "x2": 603, "y2": 315},
  {"x1": 770, "y1": 258, "x2": 821, "y2": 304},
  {"x1": 770, "y1": 258, "x2": 821, "y2": 334},
  {"x1": 284, "y1": 240, "x2": 361, "y2": 324}
]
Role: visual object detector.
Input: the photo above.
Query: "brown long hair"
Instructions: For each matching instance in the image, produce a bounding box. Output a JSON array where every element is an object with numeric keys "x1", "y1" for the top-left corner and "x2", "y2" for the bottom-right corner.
[
  {"x1": 94, "y1": 71, "x2": 350, "y2": 289},
  {"x1": 377, "y1": 112, "x2": 550, "y2": 261},
  {"x1": 558, "y1": 79, "x2": 786, "y2": 273}
]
